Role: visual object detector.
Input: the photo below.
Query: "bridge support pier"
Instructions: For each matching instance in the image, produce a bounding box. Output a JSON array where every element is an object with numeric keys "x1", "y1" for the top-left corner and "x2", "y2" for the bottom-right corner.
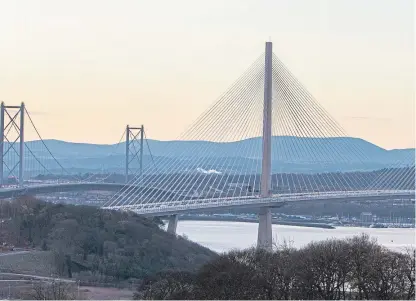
[
  {"x1": 257, "y1": 42, "x2": 273, "y2": 251},
  {"x1": 167, "y1": 215, "x2": 178, "y2": 235},
  {"x1": 257, "y1": 207, "x2": 272, "y2": 251}
]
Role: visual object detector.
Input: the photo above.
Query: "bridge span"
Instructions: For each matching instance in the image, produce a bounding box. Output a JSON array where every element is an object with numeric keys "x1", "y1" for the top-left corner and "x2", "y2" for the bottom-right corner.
[
  {"x1": 1, "y1": 183, "x2": 413, "y2": 218},
  {"x1": 0, "y1": 182, "x2": 175, "y2": 199},
  {"x1": 104, "y1": 190, "x2": 415, "y2": 216}
]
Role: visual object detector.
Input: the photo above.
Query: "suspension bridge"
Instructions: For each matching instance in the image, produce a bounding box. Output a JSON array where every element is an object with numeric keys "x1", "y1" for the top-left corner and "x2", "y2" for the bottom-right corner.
[{"x1": 0, "y1": 42, "x2": 414, "y2": 250}]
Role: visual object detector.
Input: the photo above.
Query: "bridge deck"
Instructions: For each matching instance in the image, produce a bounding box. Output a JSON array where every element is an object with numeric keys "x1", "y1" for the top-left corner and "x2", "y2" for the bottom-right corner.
[
  {"x1": 104, "y1": 190, "x2": 415, "y2": 216},
  {"x1": 0, "y1": 183, "x2": 413, "y2": 217}
]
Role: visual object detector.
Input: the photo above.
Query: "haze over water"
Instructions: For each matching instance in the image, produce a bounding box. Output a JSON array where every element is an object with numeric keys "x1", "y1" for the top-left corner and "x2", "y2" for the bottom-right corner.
[{"x1": 176, "y1": 221, "x2": 415, "y2": 253}]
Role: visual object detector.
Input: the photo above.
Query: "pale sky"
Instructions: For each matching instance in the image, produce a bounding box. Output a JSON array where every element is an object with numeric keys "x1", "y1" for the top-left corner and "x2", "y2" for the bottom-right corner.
[{"x1": 0, "y1": 0, "x2": 414, "y2": 149}]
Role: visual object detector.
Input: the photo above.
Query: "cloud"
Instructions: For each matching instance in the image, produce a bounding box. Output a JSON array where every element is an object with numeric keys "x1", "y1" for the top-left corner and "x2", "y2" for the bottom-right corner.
[{"x1": 196, "y1": 167, "x2": 222, "y2": 175}]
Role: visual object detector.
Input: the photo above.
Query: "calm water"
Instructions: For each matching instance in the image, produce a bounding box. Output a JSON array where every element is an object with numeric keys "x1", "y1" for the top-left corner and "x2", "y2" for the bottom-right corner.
[{"x1": 176, "y1": 221, "x2": 415, "y2": 253}]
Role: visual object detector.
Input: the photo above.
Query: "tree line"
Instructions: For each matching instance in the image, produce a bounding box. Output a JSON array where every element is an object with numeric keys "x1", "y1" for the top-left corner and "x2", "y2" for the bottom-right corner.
[{"x1": 135, "y1": 234, "x2": 415, "y2": 300}]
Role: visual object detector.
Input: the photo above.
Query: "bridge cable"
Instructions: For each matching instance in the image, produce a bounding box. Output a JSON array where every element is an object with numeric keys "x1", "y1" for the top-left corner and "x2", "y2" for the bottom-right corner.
[
  {"x1": 125, "y1": 58, "x2": 265, "y2": 207},
  {"x1": 105, "y1": 55, "x2": 264, "y2": 207},
  {"x1": 24, "y1": 108, "x2": 82, "y2": 181},
  {"x1": 105, "y1": 54, "x2": 265, "y2": 208},
  {"x1": 272, "y1": 56, "x2": 374, "y2": 192}
]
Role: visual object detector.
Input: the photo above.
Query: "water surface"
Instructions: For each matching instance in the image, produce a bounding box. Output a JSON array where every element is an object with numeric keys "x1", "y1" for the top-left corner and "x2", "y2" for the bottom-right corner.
[{"x1": 176, "y1": 221, "x2": 415, "y2": 253}]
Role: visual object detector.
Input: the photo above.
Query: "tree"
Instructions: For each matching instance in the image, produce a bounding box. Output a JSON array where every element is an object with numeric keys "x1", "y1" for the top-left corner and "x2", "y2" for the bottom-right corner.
[
  {"x1": 345, "y1": 233, "x2": 382, "y2": 299},
  {"x1": 363, "y1": 248, "x2": 415, "y2": 300},
  {"x1": 27, "y1": 280, "x2": 76, "y2": 300},
  {"x1": 294, "y1": 239, "x2": 350, "y2": 300},
  {"x1": 404, "y1": 247, "x2": 416, "y2": 300},
  {"x1": 134, "y1": 271, "x2": 195, "y2": 300},
  {"x1": 195, "y1": 249, "x2": 268, "y2": 299}
]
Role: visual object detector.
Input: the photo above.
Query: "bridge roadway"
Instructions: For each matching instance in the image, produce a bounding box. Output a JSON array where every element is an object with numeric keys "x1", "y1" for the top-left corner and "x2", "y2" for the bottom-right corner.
[
  {"x1": 0, "y1": 183, "x2": 413, "y2": 217},
  {"x1": 103, "y1": 190, "x2": 415, "y2": 216},
  {"x1": 0, "y1": 182, "x2": 179, "y2": 199}
]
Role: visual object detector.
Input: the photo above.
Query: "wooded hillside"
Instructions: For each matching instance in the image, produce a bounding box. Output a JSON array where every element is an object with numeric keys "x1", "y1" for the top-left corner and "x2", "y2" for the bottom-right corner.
[{"x1": 0, "y1": 197, "x2": 216, "y2": 284}]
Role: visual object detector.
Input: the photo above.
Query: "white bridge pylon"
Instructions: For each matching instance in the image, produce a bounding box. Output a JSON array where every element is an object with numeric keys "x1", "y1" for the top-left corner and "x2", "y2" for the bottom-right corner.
[{"x1": 258, "y1": 41, "x2": 273, "y2": 250}]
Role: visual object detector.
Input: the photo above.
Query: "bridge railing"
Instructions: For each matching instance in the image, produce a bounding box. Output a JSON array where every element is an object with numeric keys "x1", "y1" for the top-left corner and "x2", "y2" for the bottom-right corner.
[{"x1": 103, "y1": 189, "x2": 415, "y2": 216}]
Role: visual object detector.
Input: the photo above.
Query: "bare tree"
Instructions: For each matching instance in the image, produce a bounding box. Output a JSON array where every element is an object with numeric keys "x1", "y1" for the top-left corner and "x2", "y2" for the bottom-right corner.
[
  {"x1": 345, "y1": 233, "x2": 382, "y2": 299},
  {"x1": 28, "y1": 280, "x2": 76, "y2": 300},
  {"x1": 134, "y1": 271, "x2": 195, "y2": 300},
  {"x1": 402, "y1": 247, "x2": 415, "y2": 300},
  {"x1": 293, "y1": 238, "x2": 350, "y2": 300}
]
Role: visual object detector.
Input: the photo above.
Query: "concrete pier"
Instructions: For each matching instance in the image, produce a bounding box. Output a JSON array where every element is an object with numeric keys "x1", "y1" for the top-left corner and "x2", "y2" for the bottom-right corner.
[
  {"x1": 167, "y1": 215, "x2": 178, "y2": 234},
  {"x1": 257, "y1": 207, "x2": 272, "y2": 251}
]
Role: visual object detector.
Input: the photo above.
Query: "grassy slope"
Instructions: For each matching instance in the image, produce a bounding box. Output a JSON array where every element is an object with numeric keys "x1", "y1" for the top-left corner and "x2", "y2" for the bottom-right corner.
[{"x1": 0, "y1": 251, "x2": 55, "y2": 276}]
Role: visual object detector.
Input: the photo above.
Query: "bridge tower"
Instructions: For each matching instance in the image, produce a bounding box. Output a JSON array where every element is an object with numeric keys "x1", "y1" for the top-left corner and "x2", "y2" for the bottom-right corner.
[
  {"x1": 257, "y1": 42, "x2": 273, "y2": 251},
  {"x1": 0, "y1": 102, "x2": 25, "y2": 188},
  {"x1": 125, "y1": 125, "x2": 144, "y2": 183}
]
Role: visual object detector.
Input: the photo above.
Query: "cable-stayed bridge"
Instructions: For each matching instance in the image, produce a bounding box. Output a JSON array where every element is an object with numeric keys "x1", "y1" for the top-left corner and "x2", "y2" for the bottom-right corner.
[{"x1": 1, "y1": 42, "x2": 414, "y2": 250}]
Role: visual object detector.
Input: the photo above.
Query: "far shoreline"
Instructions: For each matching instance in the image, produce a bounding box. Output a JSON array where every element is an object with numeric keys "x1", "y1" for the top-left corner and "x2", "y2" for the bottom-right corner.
[
  {"x1": 176, "y1": 215, "x2": 415, "y2": 230},
  {"x1": 177, "y1": 215, "x2": 336, "y2": 229}
]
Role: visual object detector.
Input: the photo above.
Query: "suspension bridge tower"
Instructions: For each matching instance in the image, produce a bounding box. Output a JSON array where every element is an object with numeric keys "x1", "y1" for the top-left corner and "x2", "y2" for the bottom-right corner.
[
  {"x1": 0, "y1": 102, "x2": 25, "y2": 188},
  {"x1": 125, "y1": 125, "x2": 144, "y2": 183},
  {"x1": 257, "y1": 41, "x2": 273, "y2": 251}
]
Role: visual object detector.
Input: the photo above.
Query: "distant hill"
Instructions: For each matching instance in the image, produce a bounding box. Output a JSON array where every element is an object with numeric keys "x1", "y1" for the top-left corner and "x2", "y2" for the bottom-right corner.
[{"x1": 11, "y1": 137, "x2": 415, "y2": 174}]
